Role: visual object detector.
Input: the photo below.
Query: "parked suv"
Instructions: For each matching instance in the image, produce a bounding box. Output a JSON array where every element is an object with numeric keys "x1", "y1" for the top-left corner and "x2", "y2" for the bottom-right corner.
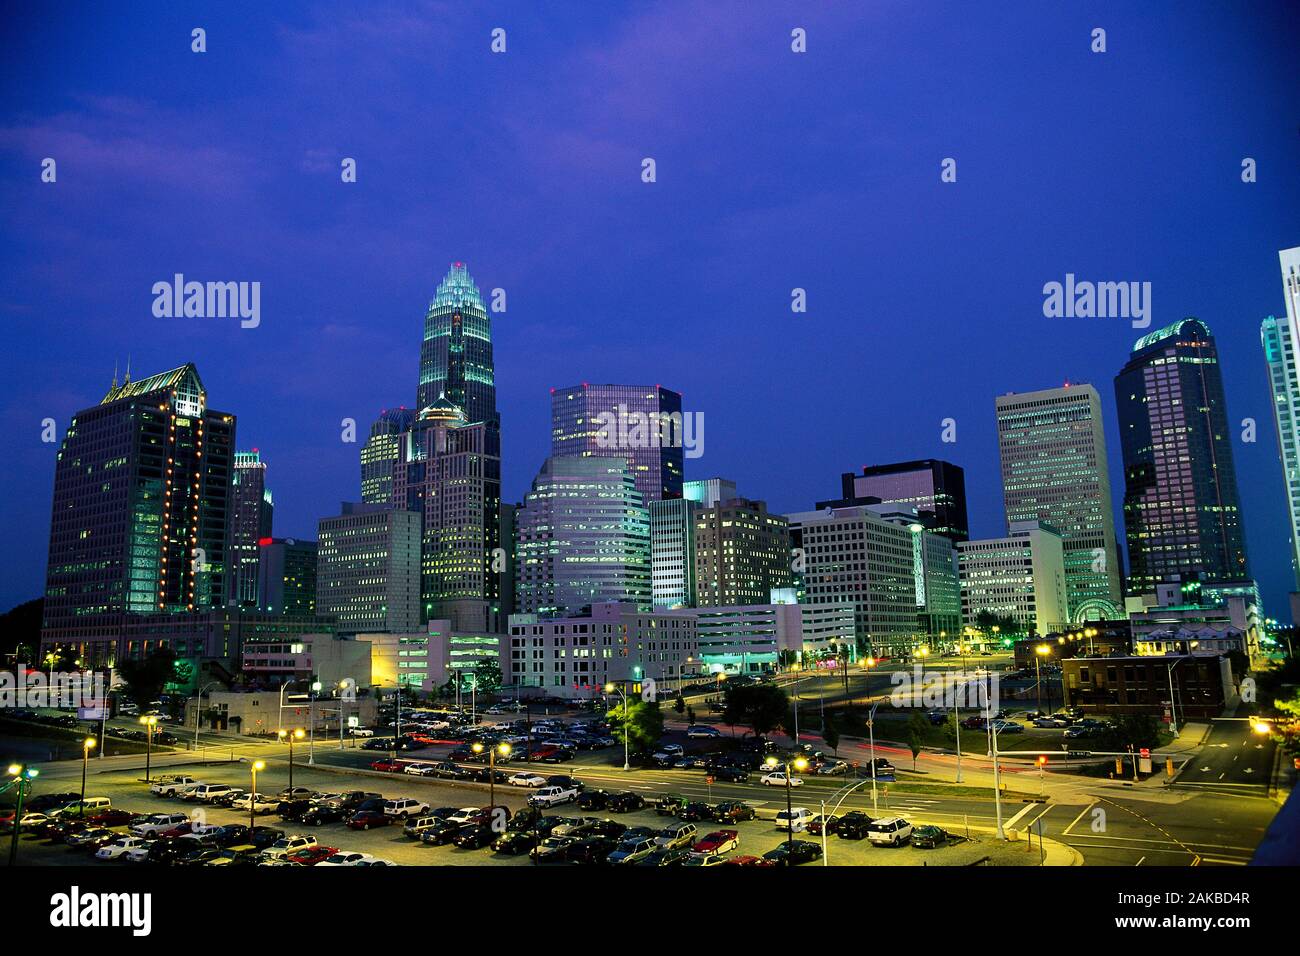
[
  {"x1": 653, "y1": 822, "x2": 698, "y2": 849},
  {"x1": 867, "y1": 817, "x2": 913, "y2": 847},
  {"x1": 383, "y1": 798, "x2": 431, "y2": 819}
]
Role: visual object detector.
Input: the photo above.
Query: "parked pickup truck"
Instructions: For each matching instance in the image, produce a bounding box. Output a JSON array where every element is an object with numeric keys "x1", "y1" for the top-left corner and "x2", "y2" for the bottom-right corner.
[
  {"x1": 528, "y1": 785, "x2": 580, "y2": 808},
  {"x1": 150, "y1": 776, "x2": 200, "y2": 797}
]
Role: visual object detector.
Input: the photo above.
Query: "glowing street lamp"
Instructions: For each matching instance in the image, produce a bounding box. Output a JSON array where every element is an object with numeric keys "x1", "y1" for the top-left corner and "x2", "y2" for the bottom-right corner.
[
  {"x1": 472, "y1": 740, "x2": 512, "y2": 810},
  {"x1": 248, "y1": 760, "x2": 266, "y2": 832},
  {"x1": 765, "y1": 755, "x2": 810, "y2": 863},
  {"x1": 80, "y1": 737, "x2": 96, "y2": 802},
  {"x1": 278, "y1": 727, "x2": 306, "y2": 790},
  {"x1": 140, "y1": 714, "x2": 159, "y2": 783}
]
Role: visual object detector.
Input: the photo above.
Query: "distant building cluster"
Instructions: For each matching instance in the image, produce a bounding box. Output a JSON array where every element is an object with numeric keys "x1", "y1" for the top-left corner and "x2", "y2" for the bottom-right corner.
[{"x1": 36, "y1": 250, "x2": 1300, "y2": 713}]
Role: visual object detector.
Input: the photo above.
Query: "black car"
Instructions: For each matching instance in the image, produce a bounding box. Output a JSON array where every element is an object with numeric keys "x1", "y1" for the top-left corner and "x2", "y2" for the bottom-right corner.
[
  {"x1": 447, "y1": 746, "x2": 474, "y2": 761},
  {"x1": 587, "y1": 819, "x2": 628, "y2": 839},
  {"x1": 452, "y1": 824, "x2": 496, "y2": 850},
  {"x1": 678, "y1": 802, "x2": 715, "y2": 823},
  {"x1": 173, "y1": 846, "x2": 225, "y2": 866},
  {"x1": 27, "y1": 793, "x2": 80, "y2": 814},
  {"x1": 505, "y1": 806, "x2": 542, "y2": 832},
  {"x1": 211, "y1": 824, "x2": 252, "y2": 847},
  {"x1": 607, "y1": 791, "x2": 645, "y2": 813},
  {"x1": 575, "y1": 789, "x2": 610, "y2": 811},
  {"x1": 320, "y1": 791, "x2": 382, "y2": 811},
  {"x1": 836, "y1": 811, "x2": 873, "y2": 840},
  {"x1": 911, "y1": 825, "x2": 948, "y2": 849},
  {"x1": 568, "y1": 836, "x2": 620, "y2": 865},
  {"x1": 361, "y1": 738, "x2": 393, "y2": 751},
  {"x1": 435, "y1": 762, "x2": 474, "y2": 780},
  {"x1": 709, "y1": 766, "x2": 750, "y2": 783},
  {"x1": 470, "y1": 767, "x2": 508, "y2": 785},
  {"x1": 635, "y1": 847, "x2": 693, "y2": 867},
  {"x1": 144, "y1": 838, "x2": 191, "y2": 865},
  {"x1": 300, "y1": 804, "x2": 348, "y2": 826},
  {"x1": 420, "y1": 821, "x2": 462, "y2": 846},
  {"x1": 713, "y1": 801, "x2": 756, "y2": 823},
  {"x1": 531, "y1": 815, "x2": 567, "y2": 837},
  {"x1": 763, "y1": 840, "x2": 823, "y2": 866},
  {"x1": 277, "y1": 799, "x2": 314, "y2": 821},
  {"x1": 546, "y1": 775, "x2": 584, "y2": 791},
  {"x1": 247, "y1": 826, "x2": 285, "y2": 849},
  {"x1": 492, "y1": 831, "x2": 540, "y2": 855}
]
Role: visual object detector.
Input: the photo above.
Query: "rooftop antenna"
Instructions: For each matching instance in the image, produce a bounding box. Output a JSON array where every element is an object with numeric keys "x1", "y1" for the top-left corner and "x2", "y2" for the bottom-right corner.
[
  {"x1": 112, "y1": 360, "x2": 119, "y2": 389},
  {"x1": 124, "y1": 355, "x2": 131, "y2": 385}
]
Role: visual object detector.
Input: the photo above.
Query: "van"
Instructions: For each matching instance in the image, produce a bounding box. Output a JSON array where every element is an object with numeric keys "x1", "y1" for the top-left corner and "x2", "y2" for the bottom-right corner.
[
  {"x1": 185, "y1": 784, "x2": 235, "y2": 802},
  {"x1": 775, "y1": 807, "x2": 814, "y2": 832},
  {"x1": 53, "y1": 796, "x2": 111, "y2": 818}
]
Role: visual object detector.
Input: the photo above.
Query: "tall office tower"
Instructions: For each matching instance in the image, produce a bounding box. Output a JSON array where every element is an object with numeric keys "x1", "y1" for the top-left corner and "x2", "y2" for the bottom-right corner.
[
  {"x1": 391, "y1": 397, "x2": 502, "y2": 632},
  {"x1": 499, "y1": 502, "x2": 517, "y2": 619},
  {"x1": 650, "y1": 497, "x2": 699, "y2": 608},
  {"x1": 828, "y1": 460, "x2": 969, "y2": 542},
  {"x1": 317, "y1": 503, "x2": 422, "y2": 636},
  {"x1": 1115, "y1": 319, "x2": 1249, "y2": 593},
  {"x1": 257, "y1": 537, "x2": 317, "y2": 615},
  {"x1": 784, "y1": 504, "x2": 920, "y2": 657},
  {"x1": 40, "y1": 364, "x2": 236, "y2": 666},
  {"x1": 995, "y1": 385, "x2": 1123, "y2": 621},
  {"x1": 958, "y1": 521, "x2": 1069, "y2": 637},
  {"x1": 417, "y1": 262, "x2": 497, "y2": 425},
  {"x1": 694, "y1": 498, "x2": 792, "y2": 607},
  {"x1": 514, "y1": 457, "x2": 651, "y2": 615},
  {"x1": 684, "y1": 477, "x2": 737, "y2": 508},
  {"x1": 551, "y1": 383, "x2": 684, "y2": 501},
  {"x1": 228, "y1": 450, "x2": 273, "y2": 607},
  {"x1": 360, "y1": 407, "x2": 416, "y2": 505},
  {"x1": 1262, "y1": 246, "x2": 1300, "y2": 590}
]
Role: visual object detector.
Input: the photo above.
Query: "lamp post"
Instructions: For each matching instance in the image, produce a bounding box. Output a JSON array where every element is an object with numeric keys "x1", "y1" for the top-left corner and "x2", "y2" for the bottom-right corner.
[
  {"x1": 7, "y1": 764, "x2": 39, "y2": 867},
  {"x1": 308, "y1": 681, "x2": 321, "y2": 764},
  {"x1": 605, "y1": 683, "x2": 631, "y2": 771},
  {"x1": 473, "y1": 741, "x2": 511, "y2": 813},
  {"x1": 140, "y1": 715, "x2": 159, "y2": 783},
  {"x1": 277, "y1": 728, "x2": 305, "y2": 791},
  {"x1": 80, "y1": 737, "x2": 96, "y2": 802},
  {"x1": 867, "y1": 699, "x2": 881, "y2": 814},
  {"x1": 764, "y1": 755, "x2": 809, "y2": 864},
  {"x1": 249, "y1": 760, "x2": 264, "y2": 832},
  {"x1": 1034, "y1": 644, "x2": 1050, "y2": 715}
]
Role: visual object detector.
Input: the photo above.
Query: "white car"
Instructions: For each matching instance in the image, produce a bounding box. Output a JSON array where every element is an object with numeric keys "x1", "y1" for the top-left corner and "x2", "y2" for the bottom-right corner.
[
  {"x1": 130, "y1": 813, "x2": 191, "y2": 837},
  {"x1": 508, "y1": 772, "x2": 547, "y2": 787},
  {"x1": 95, "y1": 836, "x2": 148, "y2": 861},
  {"x1": 761, "y1": 771, "x2": 802, "y2": 787},
  {"x1": 867, "y1": 817, "x2": 914, "y2": 847},
  {"x1": 232, "y1": 792, "x2": 279, "y2": 814},
  {"x1": 125, "y1": 842, "x2": 156, "y2": 863},
  {"x1": 775, "y1": 807, "x2": 814, "y2": 832},
  {"x1": 403, "y1": 763, "x2": 437, "y2": 776},
  {"x1": 685, "y1": 726, "x2": 722, "y2": 739},
  {"x1": 446, "y1": 807, "x2": 487, "y2": 825},
  {"x1": 382, "y1": 798, "x2": 430, "y2": 819},
  {"x1": 528, "y1": 785, "x2": 579, "y2": 808},
  {"x1": 315, "y1": 851, "x2": 377, "y2": 867},
  {"x1": 349, "y1": 728, "x2": 375, "y2": 737}
]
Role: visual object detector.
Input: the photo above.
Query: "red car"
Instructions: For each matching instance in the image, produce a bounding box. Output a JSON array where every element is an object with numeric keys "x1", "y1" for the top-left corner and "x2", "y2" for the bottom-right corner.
[
  {"x1": 158, "y1": 822, "x2": 193, "y2": 838},
  {"x1": 725, "y1": 855, "x2": 777, "y2": 867},
  {"x1": 347, "y1": 810, "x2": 391, "y2": 830},
  {"x1": 87, "y1": 808, "x2": 137, "y2": 827},
  {"x1": 692, "y1": 829, "x2": 740, "y2": 855},
  {"x1": 370, "y1": 759, "x2": 404, "y2": 773},
  {"x1": 286, "y1": 845, "x2": 338, "y2": 866}
]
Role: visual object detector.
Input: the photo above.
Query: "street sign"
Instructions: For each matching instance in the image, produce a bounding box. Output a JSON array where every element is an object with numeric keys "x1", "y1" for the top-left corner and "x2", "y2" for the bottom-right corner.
[{"x1": 1139, "y1": 748, "x2": 1150, "y2": 759}]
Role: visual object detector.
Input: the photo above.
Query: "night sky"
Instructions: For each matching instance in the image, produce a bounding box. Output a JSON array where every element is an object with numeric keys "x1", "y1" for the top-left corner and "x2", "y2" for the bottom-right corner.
[{"x1": 1, "y1": 2, "x2": 1297, "y2": 616}]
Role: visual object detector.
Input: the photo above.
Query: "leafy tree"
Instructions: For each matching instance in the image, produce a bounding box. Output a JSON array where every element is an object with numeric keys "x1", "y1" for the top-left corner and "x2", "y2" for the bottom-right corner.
[
  {"x1": 907, "y1": 710, "x2": 929, "y2": 770},
  {"x1": 606, "y1": 699, "x2": 665, "y2": 753},
  {"x1": 942, "y1": 711, "x2": 960, "y2": 746},
  {"x1": 117, "y1": 646, "x2": 179, "y2": 709},
  {"x1": 673, "y1": 694, "x2": 686, "y2": 715},
  {"x1": 822, "y1": 714, "x2": 840, "y2": 755},
  {"x1": 1098, "y1": 714, "x2": 1163, "y2": 752},
  {"x1": 471, "y1": 659, "x2": 502, "y2": 695},
  {"x1": 722, "y1": 683, "x2": 789, "y2": 740},
  {"x1": 685, "y1": 705, "x2": 696, "y2": 725}
]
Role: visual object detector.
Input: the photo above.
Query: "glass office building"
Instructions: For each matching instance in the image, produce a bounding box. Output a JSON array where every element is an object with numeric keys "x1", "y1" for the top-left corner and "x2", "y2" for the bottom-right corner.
[
  {"x1": 417, "y1": 262, "x2": 498, "y2": 426},
  {"x1": 1114, "y1": 318, "x2": 1249, "y2": 593},
  {"x1": 228, "y1": 450, "x2": 273, "y2": 607},
  {"x1": 360, "y1": 407, "x2": 416, "y2": 505},
  {"x1": 1262, "y1": 246, "x2": 1300, "y2": 590}
]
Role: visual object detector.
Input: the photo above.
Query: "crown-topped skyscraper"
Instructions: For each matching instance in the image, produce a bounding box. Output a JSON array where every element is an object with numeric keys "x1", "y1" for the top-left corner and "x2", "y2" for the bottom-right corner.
[{"x1": 417, "y1": 262, "x2": 497, "y2": 426}]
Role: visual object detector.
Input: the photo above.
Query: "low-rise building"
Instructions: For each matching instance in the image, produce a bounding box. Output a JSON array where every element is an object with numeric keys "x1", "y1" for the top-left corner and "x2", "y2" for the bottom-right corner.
[
  {"x1": 690, "y1": 601, "x2": 856, "y2": 674},
  {"x1": 240, "y1": 633, "x2": 372, "y2": 690},
  {"x1": 958, "y1": 521, "x2": 1068, "y2": 638},
  {"x1": 1062, "y1": 654, "x2": 1234, "y2": 720},
  {"x1": 188, "y1": 689, "x2": 378, "y2": 737},
  {"x1": 361, "y1": 622, "x2": 508, "y2": 694}
]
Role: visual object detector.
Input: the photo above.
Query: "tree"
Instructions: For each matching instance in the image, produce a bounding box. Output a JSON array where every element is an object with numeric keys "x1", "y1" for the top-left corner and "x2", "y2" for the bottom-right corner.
[
  {"x1": 1098, "y1": 714, "x2": 1163, "y2": 753},
  {"x1": 685, "y1": 705, "x2": 696, "y2": 725},
  {"x1": 907, "y1": 711, "x2": 928, "y2": 770},
  {"x1": 673, "y1": 694, "x2": 686, "y2": 715},
  {"x1": 471, "y1": 659, "x2": 502, "y2": 695},
  {"x1": 117, "y1": 646, "x2": 179, "y2": 709},
  {"x1": 606, "y1": 699, "x2": 665, "y2": 753},
  {"x1": 942, "y1": 711, "x2": 960, "y2": 746},
  {"x1": 822, "y1": 714, "x2": 840, "y2": 755},
  {"x1": 722, "y1": 683, "x2": 789, "y2": 740}
]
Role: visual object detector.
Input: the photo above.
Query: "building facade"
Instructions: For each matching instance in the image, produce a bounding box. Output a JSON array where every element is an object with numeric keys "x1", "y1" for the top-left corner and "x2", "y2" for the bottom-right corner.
[
  {"x1": 690, "y1": 602, "x2": 856, "y2": 674},
  {"x1": 514, "y1": 457, "x2": 651, "y2": 616},
  {"x1": 828, "y1": 460, "x2": 969, "y2": 542},
  {"x1": 257, "y1": 537, "x2": 317, "y2": 615},
  {"x1": 360, "y1": 407, "x2": 416, "y2": 505},
  {"x1": 228, "y1": 450, "x2": 273, "y2": 608},
  {"x1": 694, "y1": 498, "x2": 792, "y2": 608},
  {"x1": 650, "y1": 496, "x2": 699, "y2": 609},
  {"x1": 684, "y1": 477, "x2": 738, "y2": 509},
  {"x1": 362, "y1": 623, "x2": 508, "y2": 694},
  {"x1": 995, "y1": 384, "x2": 1123, "y2": 621},
  {"x1": 1114, "y1": 319, "x2": 1249, "y2": 592},
  {"x1": 1062, "y1": 654, "x2": 1233, "y2": 720},
  {"x1": 316, "y1": 503, "x2": 422, "y2": 636},
  {"x1": 1261, "y1": 245, "x2": 1300, "y2": 591},
  {"x1": 41, "y1": 364, "x2": 236, "y2": 665},
  {"x1": 550, "y1": 383, "x2": 684, "y2": 501},
  {"x1": 417, "y1": 262, "x2": 498, "y2": 426},
  {"x1": 958, "y1": 521, "x2": 1068, "y2": 637},
  {"x1": 506, "y1": 603, "x2": 701, "y2": 698}
]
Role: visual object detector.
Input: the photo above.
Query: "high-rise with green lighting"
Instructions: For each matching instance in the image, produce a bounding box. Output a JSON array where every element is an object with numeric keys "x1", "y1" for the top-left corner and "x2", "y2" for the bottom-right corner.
[
  {"x1": 417, "y1": 262, "x2": 498, "y2": 426},
  {"x1": 1262, "y1": 246, "x2": 1300, "y2": 590},
  {"x1": 40, "y1": 363, "x2": 236, "y2": 667}
]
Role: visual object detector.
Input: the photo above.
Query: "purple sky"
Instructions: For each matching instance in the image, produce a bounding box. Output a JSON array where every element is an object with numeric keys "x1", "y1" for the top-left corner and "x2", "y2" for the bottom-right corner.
[{"x1": 1, "y1": 2, "x2": 1298, "y2": 616}]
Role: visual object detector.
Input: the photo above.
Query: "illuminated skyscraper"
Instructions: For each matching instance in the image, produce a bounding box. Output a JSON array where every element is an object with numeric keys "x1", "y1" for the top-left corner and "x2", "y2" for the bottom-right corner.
[
  {"x1": 1262, "y1": 247, "x2": 1300, "y2": 590},
  {"x1": 1115, "y1": 319, "x2": 1249, "y2": 592},
  {"x1": 417, "y1": 262, "x2": 497, "y2": 425},
  {"x1": 694, "y1": 498, "x2": 792, "y2": 608},
  {"x1": 550, "y1": 383, "x2": 684, "y2": 501},
  {"x1": 360, "y1": 407, "x2": 416, "y2": 505},
  {"x1": 995, "y1": 385, "x2": 1123, "y2": 621},
  {"x1": 228, "y1": 450, "x2": 273, "y2": 607},
  {"x1": 40, "y1": 363, "x2": 236, "y2": 665}
]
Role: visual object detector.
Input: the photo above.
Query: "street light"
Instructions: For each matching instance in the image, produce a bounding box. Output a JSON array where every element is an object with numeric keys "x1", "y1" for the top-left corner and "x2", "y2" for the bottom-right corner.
[
  {"x1": 140, "y1": 715, "x2": 159, "y2": 783},
  {"x1": 764, "y1": 755, "x2": 809, "y2": 864},
  {"x1": 7, "y1": 763, "x2": 39, "y2": 866},
  {"x1": 1034, "y1": 645, "x2": 1050, "y2": 715},
  {"x1": 472, "y1": 741, "x2": 512, "y2": 813},
  {"x1": 193, "y1": 681, "x2": 220, "y2": 751},
  {"x1": 80, "y1": 737, "x2": 96, "y2": 802},
  {"x1": 604, "y1": 683, "x2": 631, "y2": 771},
  {"x1": 249, "y1": 760, "x2": 265, "y2": 832},
  {"x1": 278, "y1": 728, "x2": 305, "y2": 790}
]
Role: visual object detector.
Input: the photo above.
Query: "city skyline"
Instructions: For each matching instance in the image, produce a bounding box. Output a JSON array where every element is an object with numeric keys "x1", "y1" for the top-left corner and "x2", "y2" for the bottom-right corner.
[{"x1": 2, "y1": 3, "x2": 1298, "y2": 621}]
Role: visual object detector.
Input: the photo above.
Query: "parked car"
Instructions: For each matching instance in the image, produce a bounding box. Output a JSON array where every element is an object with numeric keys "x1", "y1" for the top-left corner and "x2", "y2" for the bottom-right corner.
[
  {"x1": 508, "y1": 772, "x2": 547, "y2": 788},
  {"x1": 150, "y1": 776, "x2": 199, "y2": 797},
  {"x1": 347, "y1": 810, "x2": 391, "y2": 830},
  {"x1": 761, "y1": 771, "x2": 802, "y2": 787},
  {"x1": 528, "y1": 785, "x2": 580, "y2": 808},
  {"x1": 1033, "y1": 716, "x2": 1070, "y2": 728},
  {"x1": 95, "y1": 835, "x2": 149, "y2": 861},
  {"x1": 692, "y1": 829, "x2": 739, "y2": 855},
  {"x1": 867, "y1": 817, "x2": 914, "y2": 846},
  {"x1": 836, "y1": 811, "x2": 874, "y2": 840},
  {"x1": 607, "y1": 791, "x2": 646, "y2": 813},
  {"x1": 677, "y1": 802, "x2": 715, "y2": 823},
  {"x1": 911, "y1": 824, "x2": 948, "y2": 848},
  {"x1": 130, "y1": 813, "x2": 190, "y2": 837},
  {"x1": 259, "y1": 834, "x2": 318, "y2": 859},
  {"x1": 369, "y1": 759, "x2": 405, "y2": 773},
  {"x1": 382, "y1": 798, "x2": 431, "y2": 819},
  {"x1": 300, "y1": 804, "x2": 349, "y2": 826},
  {"x1": 653, "y1": 822, "x2": 698, "y2": 849},
  {"x1": 316, "y1": 851, "x2": 378, "y2": 867},
  {"x1": 492, "y1": 831, "x2": 539, "y2": 855},
  {"x1": 452, "y1": 825, "x2": 496, "y2": 850},
  {"x1": 762, "y1": 840, "x2": 823, "y2": 866},
  {"x1": 685, "y1": 725, "x2": 723, "y2": 739},
  {"x1": 806, "y1": 814, "x2": 839, "y2": 836},
  {"x1": 607, "y1": 836, "x2": 657, "y2": 865}
]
